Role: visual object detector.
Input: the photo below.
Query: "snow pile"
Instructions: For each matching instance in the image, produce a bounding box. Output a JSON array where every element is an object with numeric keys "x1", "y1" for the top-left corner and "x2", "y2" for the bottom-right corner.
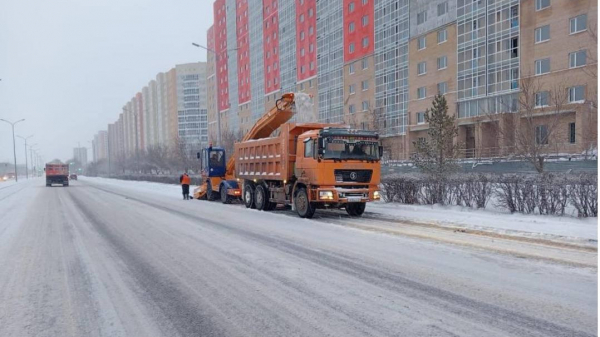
[{"x1": 293, "y1": 93, "x2": 315, "y2": 123}]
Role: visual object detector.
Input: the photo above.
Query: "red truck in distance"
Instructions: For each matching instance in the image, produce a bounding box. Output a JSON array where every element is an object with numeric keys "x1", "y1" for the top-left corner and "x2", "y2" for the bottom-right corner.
[{"x1": 45, "y1": 163, "x2": 69, "y2": 187}]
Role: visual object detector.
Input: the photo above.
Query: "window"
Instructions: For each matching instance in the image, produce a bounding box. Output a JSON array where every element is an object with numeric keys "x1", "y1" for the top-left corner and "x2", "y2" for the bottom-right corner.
[
  {"x1": 349, "y1": 104, "x2": 356, "y2": 114},
  {"x1": 438, "y1": 82, "x2": 447, "y2": 95},
  {"x1": 304, "y1": 138, "x2": 314, "y2": 157},
  {"x1": 300, "y1": 31, "x2": 305, "y2": 40},
  {"x1": 569, "y1": 50, "x2": 587, "y2": 68},
  {"x1": 417, "y1": 112, "x2": 425, "y2": 124},
  {"x1": 308, "y1": 8, "x2": 313, "y2": 17},
  {"x1": 417, "y1": 87, "x2": 427, "y2": 99},
  {"x1": 362, "y1": 58, "x2": 368, "y2": 69},
  {"x1": 362, "y1": 100, "x2": 369, "y2": 111},
  {"x1": 417, "y1": 61, "x2": 427, "y2": 75},
  {"x1": 361, "y1": 80, "x2": 369, "y2": 91},
  {"x1": 362, "y1": 37, "x2": 369, "y2": 48},
  {"x1": 349, "y1": 84, "x2": 355, "y2": 94},
  {"x1": 437, "y1": 29, "x2": 447, "y2": 43},
  {"x1": 300, "y1": 14, "x2": 304, "y2": 22},
  {"x1": 568, "y1": 86, "x2": 585, "y2": 103},
  {"x1": 349, "y1": 22, "x2": 355, "y2": 33},
  {"x1": 569, "y1": 122, "x2": 576, "y2": 144},
  {"x1": 348, "y1": 2, "x2": 355, "y2": 13},
  {"x1": 570, "y1": 14, "x2": 587, "y2": 34},
  {"x1": 362, "y1": 15, "x2": 369, "y2": 26},
  {"x1": 349, "y1": 63, "x2": 355, "y2": 74},
  {"x1": 437, "y1": 1, "x2": 448, "y2": 16},
  {"x1": 535, "y1": 91, "x2": 549, "y2": 107},
  {"x1": 417, "y1": 11, "x2": 427, "y2": 25},
  {"x1": 349, "y1": 43, "x2": 355, "y2": 53},
  {"x1": 437, "y1": 56, "x2": 447, "y2": 70},
  {"x1": 535, "y1": 58, "x2": 550, "y2": 75},
  {"x1": 418, "y1": 36, "x2": 426, "y2": 50},
  {"x1": 536, "y1": 0, "x2": 550, "y2": 11},
  {"x1": 535, "y1": 25, "x2": 550, "y2": 43},
  {"x1": 535, "y1": 125, "x2": 548, "y2": 145},
  {"x1": 362, "y1": 0, "x2": 368, "y2": 4}
]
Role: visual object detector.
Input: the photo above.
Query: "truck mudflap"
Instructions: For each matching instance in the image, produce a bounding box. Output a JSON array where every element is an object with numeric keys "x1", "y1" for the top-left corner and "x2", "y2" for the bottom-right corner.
[
  {"x1": 221, "y1": 180, "x2": 242, "y2": 196},
  {"x1": 311, "y1": 187, "x2": 381, "y2": 203}
]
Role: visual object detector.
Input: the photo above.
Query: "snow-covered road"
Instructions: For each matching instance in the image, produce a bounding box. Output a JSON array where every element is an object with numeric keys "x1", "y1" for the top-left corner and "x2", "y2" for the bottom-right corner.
[{"x1": 0, "y1": 178, "x2": 596, "y2": 337}]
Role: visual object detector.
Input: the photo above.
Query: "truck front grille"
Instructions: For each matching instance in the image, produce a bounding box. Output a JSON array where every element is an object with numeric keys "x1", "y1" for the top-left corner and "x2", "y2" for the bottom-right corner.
[{"x1": 334, "y1": 170, "x2": 372, "y2": 183}]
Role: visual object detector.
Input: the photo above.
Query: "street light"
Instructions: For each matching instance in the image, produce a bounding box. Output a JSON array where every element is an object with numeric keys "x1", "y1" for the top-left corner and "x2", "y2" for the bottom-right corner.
[
  {"x1": 0, "y1": 118, "x2": 25, "y2": 182},
  {"x1": 191, "y1": 42, "x2": 238, "y2": 147},
  {"x1": 17, "y1": 135, "x2": 33, "y2": 179}
]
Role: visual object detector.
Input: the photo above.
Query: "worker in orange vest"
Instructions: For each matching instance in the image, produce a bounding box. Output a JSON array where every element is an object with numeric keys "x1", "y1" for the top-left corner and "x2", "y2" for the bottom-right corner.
[{"x1": 180, "y1": 172, "x2": 191, "y2": 200}]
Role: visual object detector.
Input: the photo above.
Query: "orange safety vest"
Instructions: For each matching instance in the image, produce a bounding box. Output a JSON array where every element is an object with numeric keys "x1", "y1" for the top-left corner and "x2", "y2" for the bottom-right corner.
[{"x1": 181, "y1": 174, "x2": 191, "y2": 185}]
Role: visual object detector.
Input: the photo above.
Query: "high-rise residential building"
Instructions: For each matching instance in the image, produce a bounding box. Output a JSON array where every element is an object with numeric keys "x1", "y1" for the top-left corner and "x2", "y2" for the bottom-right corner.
[
  {"x1": 206, "y1": 0, "x2": 597, "y2": 160},
  {"x1": 73, "y1": 147, "x2": 88, "y2": 165},
  {"x1": 176, "y1": 62, "x2": 208, "y2": 148},
  {"x1": 92, "y1": 131, "x2": 109, "y2": 161}
]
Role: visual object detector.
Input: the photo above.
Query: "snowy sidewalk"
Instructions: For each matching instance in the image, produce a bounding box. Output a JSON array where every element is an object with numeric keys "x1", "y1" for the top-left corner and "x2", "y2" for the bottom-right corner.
[{"x1": 367, "y1": 202, "x2": 598, "y2": 245}]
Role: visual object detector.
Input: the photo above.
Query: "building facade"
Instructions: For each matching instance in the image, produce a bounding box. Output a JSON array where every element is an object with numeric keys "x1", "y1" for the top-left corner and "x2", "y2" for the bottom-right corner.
[{"x1": 205, "y1": 0, "x2": 597, "y2": 160}]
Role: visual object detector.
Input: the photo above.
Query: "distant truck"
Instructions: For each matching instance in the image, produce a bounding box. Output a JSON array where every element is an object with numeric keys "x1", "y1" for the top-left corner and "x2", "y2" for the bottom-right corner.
[{"x1": 45, "y1": 163, "x2": 69, "y2": 187}]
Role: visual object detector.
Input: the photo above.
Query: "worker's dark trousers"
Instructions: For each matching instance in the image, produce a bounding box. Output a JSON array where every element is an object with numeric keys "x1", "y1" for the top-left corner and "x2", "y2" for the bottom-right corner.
[{"x1": 182, "y1": 184, "x2": 190, "y2": 200}]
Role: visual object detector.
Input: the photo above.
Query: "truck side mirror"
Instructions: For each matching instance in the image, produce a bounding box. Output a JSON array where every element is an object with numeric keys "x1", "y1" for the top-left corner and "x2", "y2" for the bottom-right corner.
[
  {"x1": 379, "y1": 146, "x2": 384, "y2": 158},
  {"x1": 43, "y1": 168, "x2": 46, "y2": 171},
  {"x1": 196, "y1": 152, "x2": 200, "y2": 159}
]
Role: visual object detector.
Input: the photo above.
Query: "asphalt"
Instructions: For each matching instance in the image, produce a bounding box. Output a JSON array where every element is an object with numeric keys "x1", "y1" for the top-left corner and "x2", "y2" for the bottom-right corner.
[{"x1": 0, "y1": 178, "x2": 596, "y2": 337}]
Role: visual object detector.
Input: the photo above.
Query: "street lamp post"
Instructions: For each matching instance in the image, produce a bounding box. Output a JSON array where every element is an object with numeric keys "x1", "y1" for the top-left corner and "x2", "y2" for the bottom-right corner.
[
  {"x1": 192, "y1": 42, "x2": 237, "y2": 148},
  {"x1": 17, "y1": 135, "x2": 33, "y2": 179},
  {"x1": 0, "y1": 118, "x2": 25, "y2": 182}
]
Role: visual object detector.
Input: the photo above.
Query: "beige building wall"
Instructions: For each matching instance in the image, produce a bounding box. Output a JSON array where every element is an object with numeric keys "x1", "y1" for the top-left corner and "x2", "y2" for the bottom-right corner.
[
  {"x1": 166, "y1": 68, "x2": 178, "y2": 148},
  {"x1": 520, "y1": 0, "x2": 597, "y2": 154},
  {"x1": 408, "y1": 23, "x2": 458, "y2": 158}
]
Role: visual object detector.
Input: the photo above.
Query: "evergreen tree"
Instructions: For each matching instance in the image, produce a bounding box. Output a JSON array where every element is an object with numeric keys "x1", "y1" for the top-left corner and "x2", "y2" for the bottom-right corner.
[{"x1": 412, "y1": 94, "x2": 460, "y2": 178}]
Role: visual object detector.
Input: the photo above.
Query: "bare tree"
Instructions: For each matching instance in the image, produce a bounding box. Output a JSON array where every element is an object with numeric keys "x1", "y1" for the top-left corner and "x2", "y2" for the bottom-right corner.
[{"x1": 488, "y1": 76, "x2": 568, "y2": 173}]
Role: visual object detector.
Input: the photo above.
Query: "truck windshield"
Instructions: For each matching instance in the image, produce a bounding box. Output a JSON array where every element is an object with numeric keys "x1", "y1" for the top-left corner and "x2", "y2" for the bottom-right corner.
[{"x1": 323, "y1": 139, "x2": 380, "y2": 160}]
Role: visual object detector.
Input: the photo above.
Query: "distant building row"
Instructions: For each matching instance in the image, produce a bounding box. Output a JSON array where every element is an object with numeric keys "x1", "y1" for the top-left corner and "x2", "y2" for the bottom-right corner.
[
  {"x1": 206, "y1": 0, "x2": 597, "y2": 160},
  {"x1": 92, "y1": 63, "x2": 208, "y2": 163}
]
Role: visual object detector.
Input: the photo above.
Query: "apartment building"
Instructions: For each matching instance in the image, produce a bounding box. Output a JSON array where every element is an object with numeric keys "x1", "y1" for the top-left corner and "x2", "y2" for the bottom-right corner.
[{"x1": 92, "y1": 131, "x2": 108, "y2": 161}]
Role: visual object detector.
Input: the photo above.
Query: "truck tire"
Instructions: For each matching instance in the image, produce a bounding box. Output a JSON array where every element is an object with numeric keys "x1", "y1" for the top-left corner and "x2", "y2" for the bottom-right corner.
[
  {"x1": 220, "y1": 185, "x2": 232, "y2": 204},
  {"x1": 255, "y1": 185, "x2": 268, "y2": 211},
  {"x1": 346, "y1": 202, "x2": 366, "y2": 217},
  {"x1": 63, "y1": 182, "x2": 69, "y2": 187},
  {"x1": 207, "y1": 181, "x2": 219, "y2": 201},
  {"x1": 294, "y1": 187, "x2": 315, "y2": 219},
  {"x1": 244, "y1": 183, "x2": 256, "y2": 209}
]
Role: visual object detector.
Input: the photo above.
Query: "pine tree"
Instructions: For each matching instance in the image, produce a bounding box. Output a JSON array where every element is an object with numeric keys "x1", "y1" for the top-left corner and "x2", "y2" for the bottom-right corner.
[{"x1": 412, "y1": 94, "x2": 460, "y2": 178}]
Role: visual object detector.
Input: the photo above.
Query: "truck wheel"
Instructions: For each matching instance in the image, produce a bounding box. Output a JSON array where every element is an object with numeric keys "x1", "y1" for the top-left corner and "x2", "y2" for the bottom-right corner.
[
  {"x1": 244, "y1": 183, "x2": 256, "y2": 209},
  {"x1": 207, "y1": 181, "x2": 219, "y2": 201},
  {"x1": 255, "y1": 185, "x2": 268, "y2": 211},
  {"x1": 346, "y1": 202, "x2": 366, "y2": 217},
  {"x1": 220, "y1": 185, "x2": 232, "y2": 204},
  {"x1": 294, "y1": 188, "x2": 315, "y2": 219}
]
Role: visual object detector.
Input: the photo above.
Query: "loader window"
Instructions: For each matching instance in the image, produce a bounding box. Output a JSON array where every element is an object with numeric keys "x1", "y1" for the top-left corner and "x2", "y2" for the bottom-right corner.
[{"x1": 304, "y1": 138, "x2": 314, "y2": 158}]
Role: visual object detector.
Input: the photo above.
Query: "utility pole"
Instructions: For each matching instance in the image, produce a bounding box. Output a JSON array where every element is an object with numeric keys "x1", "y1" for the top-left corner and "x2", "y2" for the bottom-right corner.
[
  {"x1": 0, "y1": 119, "x2": 25, "y2": 182},
  {"x1": 17, "y1": 135, "x2": 33, "y2": 179}
]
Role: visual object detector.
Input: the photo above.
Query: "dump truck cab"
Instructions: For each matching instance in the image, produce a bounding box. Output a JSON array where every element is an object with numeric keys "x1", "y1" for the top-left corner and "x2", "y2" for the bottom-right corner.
[{"x1": 292, "y1": 127, "x2": 382, "y2": 215}]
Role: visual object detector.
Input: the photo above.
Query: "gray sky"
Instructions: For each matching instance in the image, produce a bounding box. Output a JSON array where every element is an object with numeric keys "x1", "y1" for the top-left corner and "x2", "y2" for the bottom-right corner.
[{"x1": 0, "y1": 0, "x2": 213, "y2": 163}]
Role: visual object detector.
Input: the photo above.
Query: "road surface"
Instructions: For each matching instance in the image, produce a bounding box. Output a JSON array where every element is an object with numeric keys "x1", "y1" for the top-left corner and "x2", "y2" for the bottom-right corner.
[{"x1": 0, "y1": 178, "x2": 596, "y2": 337}]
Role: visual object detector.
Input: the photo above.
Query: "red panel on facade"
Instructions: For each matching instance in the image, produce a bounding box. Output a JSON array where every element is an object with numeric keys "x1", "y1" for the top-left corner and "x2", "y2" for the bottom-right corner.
[
  {"x1": 262, "y1": 0, "x2": 280, "y2": 94},
  {"x1": 214, "y1": 0, "x2": 230, "y2": 111},
  {"x1": 296, "y1": 0, "x2": 317, "y2": 81},
  {"x1": 343, "y1": 0, "x2": 374, "y2": 62},
  {"x1": 237, "y1": 0, "x2": 251, "y2": 104}
]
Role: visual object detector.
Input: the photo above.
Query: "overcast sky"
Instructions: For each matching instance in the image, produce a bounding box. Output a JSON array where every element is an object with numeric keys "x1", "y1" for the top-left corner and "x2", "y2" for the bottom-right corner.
[{"x1": 0, "y1": 0, "x2": 213, "y2": 163}]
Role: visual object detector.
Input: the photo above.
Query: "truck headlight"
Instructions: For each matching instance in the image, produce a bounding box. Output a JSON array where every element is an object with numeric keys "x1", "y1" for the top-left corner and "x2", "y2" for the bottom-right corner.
[
  {"x1": 373, "y1": 191, "x2": 380, "y2": 199},
  {"x1": 319, "y1": 191, "x2": 334, "y2": 200}
]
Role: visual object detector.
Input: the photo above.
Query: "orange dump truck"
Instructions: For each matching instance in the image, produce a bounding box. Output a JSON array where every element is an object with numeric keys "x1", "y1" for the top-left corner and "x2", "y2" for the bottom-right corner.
[{"x1": 235, "y1": 124, "x2": 382, "y2": 218}]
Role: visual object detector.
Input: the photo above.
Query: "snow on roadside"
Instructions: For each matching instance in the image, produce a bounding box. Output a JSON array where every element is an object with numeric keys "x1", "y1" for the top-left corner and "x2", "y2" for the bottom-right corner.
[
  {"x1": 367, "y1": 202, "x2": 598, "y2": 243},
  {"x1": 81, "y1": 177, "x2": 598, "y2": 244}
]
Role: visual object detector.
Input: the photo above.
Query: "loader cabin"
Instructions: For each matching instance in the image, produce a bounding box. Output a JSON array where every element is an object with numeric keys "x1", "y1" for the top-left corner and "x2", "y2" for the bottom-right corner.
[{"x1": 198, "y1": 146, "x2": 226, "y2": 177}]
